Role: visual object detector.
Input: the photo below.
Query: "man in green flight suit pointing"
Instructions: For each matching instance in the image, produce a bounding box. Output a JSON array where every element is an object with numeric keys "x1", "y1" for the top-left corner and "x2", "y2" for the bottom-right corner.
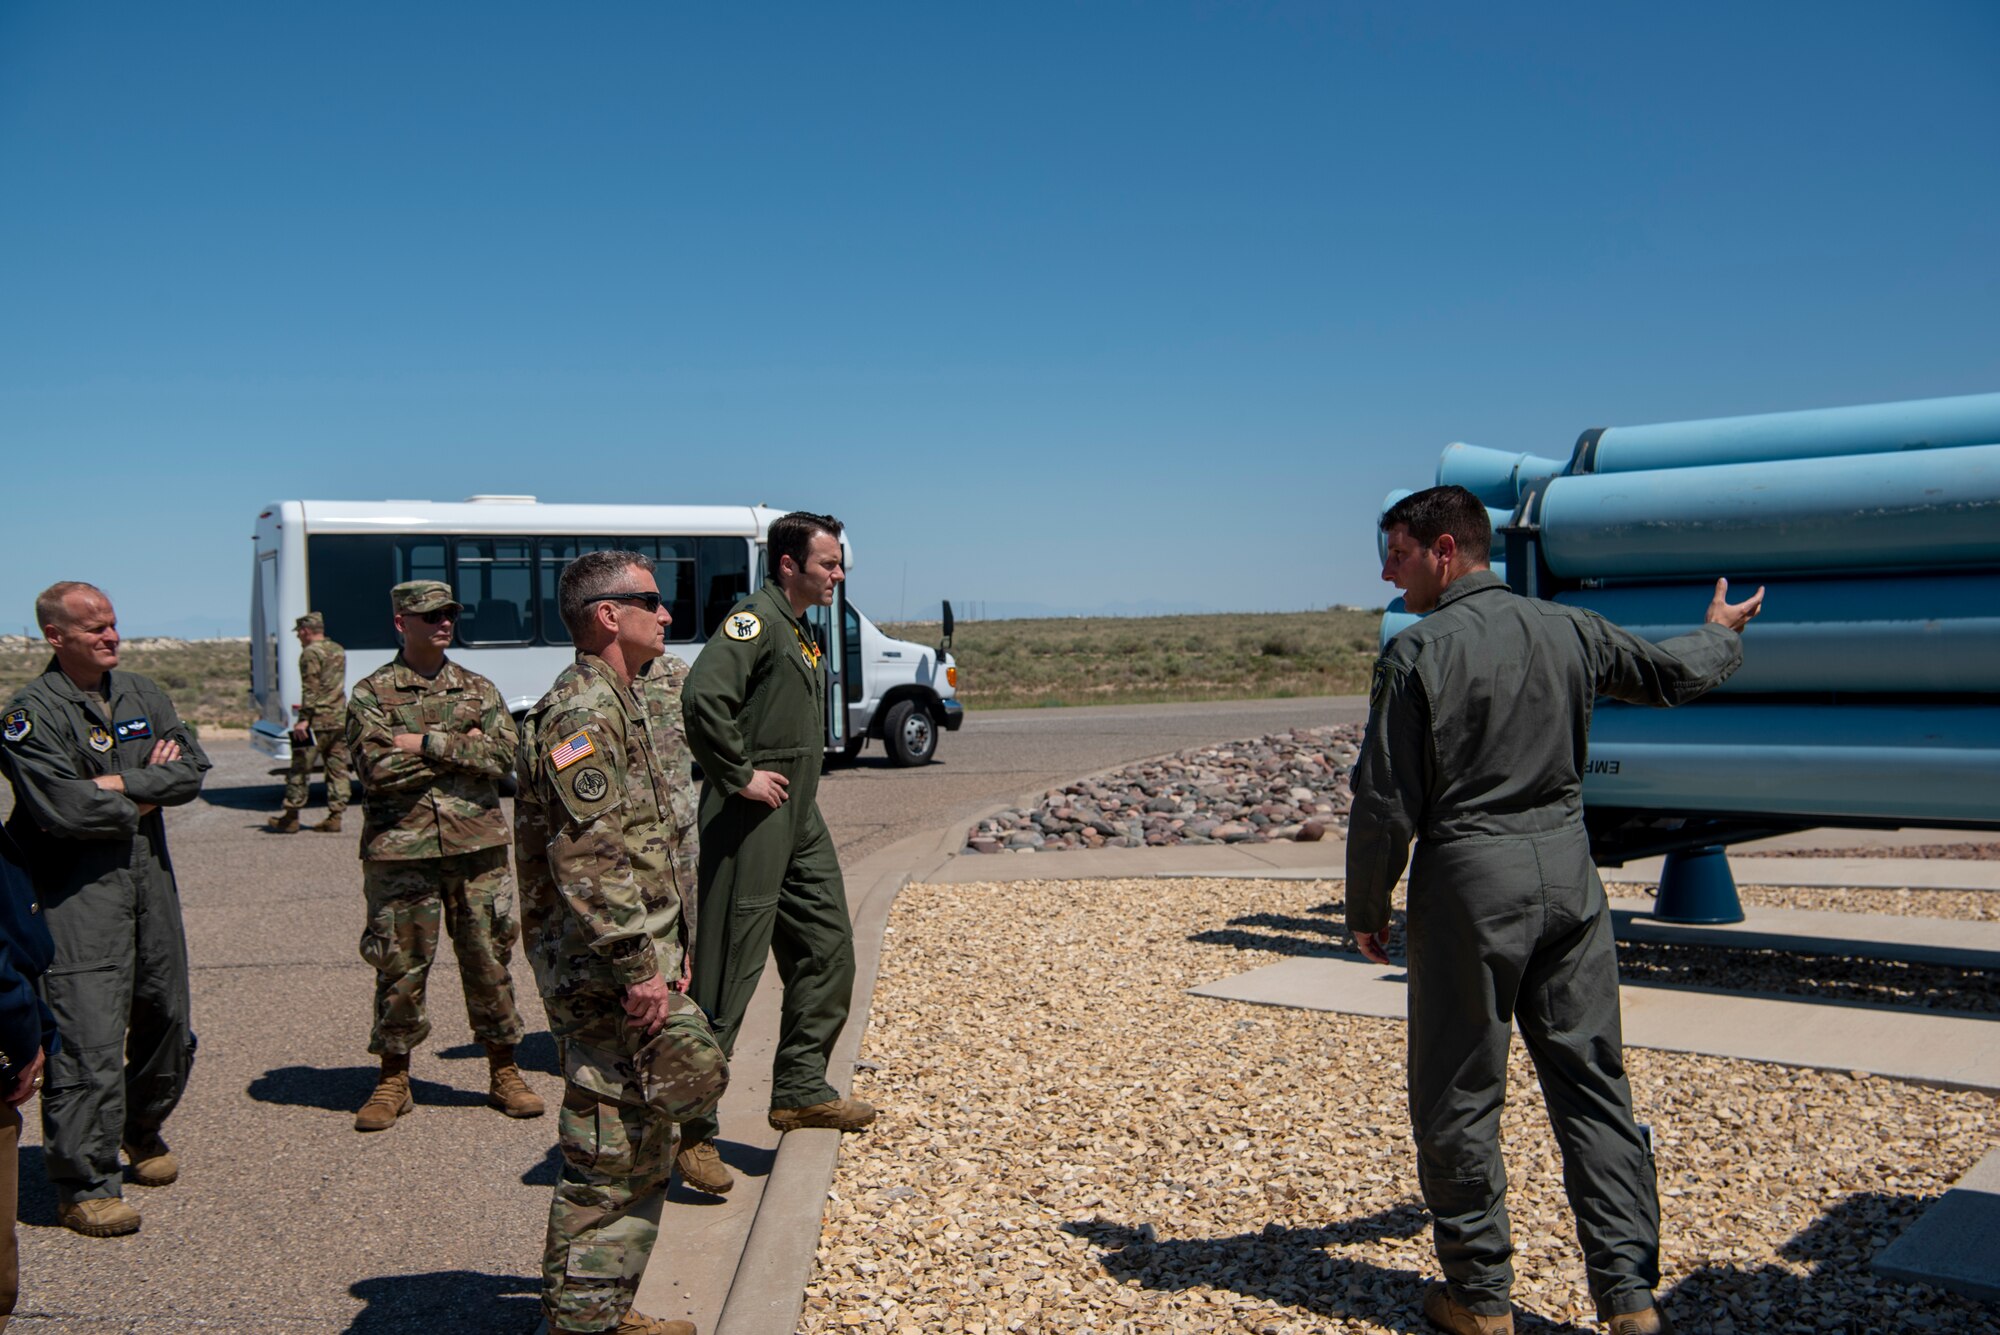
[{"x1": 677, "y1": 511, "x2": 874, "y2": 1196}]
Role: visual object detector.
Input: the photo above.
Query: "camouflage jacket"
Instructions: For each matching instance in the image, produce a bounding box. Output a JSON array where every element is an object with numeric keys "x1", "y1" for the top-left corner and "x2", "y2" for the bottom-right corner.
[
  {"x1": 345, "y1": 654, "x2": 515, "y2": 861},
  {"x1": 516, "y1": 653, "x2": 698, "y2": 1075},
  {"x1": 296, "y1": 638, "x2": 347, "y2": 731}
]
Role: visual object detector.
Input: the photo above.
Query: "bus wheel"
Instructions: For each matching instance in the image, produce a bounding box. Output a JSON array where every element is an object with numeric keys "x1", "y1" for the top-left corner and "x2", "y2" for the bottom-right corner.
[
  {"x1": 883, "y1": 699, "x2": 936, "y2": 766},
  {"x1": 841, "y1": 733, "x2": 867, "y2": 763}
]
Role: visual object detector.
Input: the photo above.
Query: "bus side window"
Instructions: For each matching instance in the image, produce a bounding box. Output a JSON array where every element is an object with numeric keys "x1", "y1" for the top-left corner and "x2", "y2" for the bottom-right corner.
[
  {"x1": 457, "y1": 539, "x2": 533, "y2": 646},
  {"x1": 699, "y1": 536, "x2": 750, "y2": 640},
  {"x1": 308, "y1": 534, "x2": 447, "y2": 650}
]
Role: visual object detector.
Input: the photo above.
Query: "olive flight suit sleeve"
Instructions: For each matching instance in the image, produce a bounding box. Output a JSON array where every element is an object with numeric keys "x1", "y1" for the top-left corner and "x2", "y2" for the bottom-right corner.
[
  {"x1": 1, "y1": 701, "x2": 145, "y2": 840},
  {"x1": 1344, "y1": 653, "x2": 1434, "y2": 936},
  {"x1": 682, "y1": 630, "x2": 761, "y2": 796},
  {"x1": 1583, "y1": 615, "x2": 1743, "y2": 707},
  {"x1": 420, "y1": 676, "x2": 517, "y2": 780},
  {"x1": 116, "y1": 685, "x2": 209, "y2": 808},
  {"x1": 346, "y1": 676, "x2": 444, "y2": 794},
  {"x1": 537, "y1": 705, "x2": 658, "y2": 988}
]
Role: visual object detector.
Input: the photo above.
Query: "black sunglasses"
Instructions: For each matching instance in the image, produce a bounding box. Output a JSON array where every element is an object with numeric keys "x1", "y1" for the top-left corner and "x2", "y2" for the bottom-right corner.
[
  {"x1": 417, "y1": 609, "x2": 458, "y2": 625},
  {"x1": 591, "y1": 591, "x2": 663, "y2": 613}
]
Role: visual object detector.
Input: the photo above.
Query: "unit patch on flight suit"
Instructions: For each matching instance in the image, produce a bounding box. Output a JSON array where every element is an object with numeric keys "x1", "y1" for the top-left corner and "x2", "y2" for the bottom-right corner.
[
  {"x1": 88, "y1": 726, "x2": 114, "y2": 753},
  {"x1": 116, "y1": 717, "x2": 153, "y2": 741},
  {"x1": 724, "y1": 612, "x2": 762, "y2": 641},
  {"x1": 1370, "y1": 660, "x2": 1392, "y2": 708},
  {"x1": 1, "y1": 709, "x2": 27, "y2": 743}
]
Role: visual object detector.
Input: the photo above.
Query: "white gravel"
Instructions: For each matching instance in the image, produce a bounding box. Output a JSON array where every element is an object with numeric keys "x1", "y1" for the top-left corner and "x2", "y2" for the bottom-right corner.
[{"x1": 803, "y1": 877, "x2": 1998, "y2": 1334}]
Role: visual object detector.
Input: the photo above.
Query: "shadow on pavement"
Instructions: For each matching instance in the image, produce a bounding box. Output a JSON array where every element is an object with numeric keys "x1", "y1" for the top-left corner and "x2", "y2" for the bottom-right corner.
[
  {"x1": 197, "y1": 781, "x2": 290, "y2": 812},
  {"x1": 14, "y1": 1145, "x2": 57, "y2": 1228},
  {"x1": 440, "y1": 1031, "x2": 560, "y2": 1075},
  {"x1": 248, "y1": 1064, "x2": 494, "y2": 1112},
  {"x1": 346, "y1": 1268, "x2": 542, "y2": 1334}
]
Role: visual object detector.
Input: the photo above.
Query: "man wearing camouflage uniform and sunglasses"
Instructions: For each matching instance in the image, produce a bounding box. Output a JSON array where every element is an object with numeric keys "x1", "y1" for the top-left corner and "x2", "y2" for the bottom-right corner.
[{"x1": 344, "y1": 580, "x2": 543, "y2": 1132}]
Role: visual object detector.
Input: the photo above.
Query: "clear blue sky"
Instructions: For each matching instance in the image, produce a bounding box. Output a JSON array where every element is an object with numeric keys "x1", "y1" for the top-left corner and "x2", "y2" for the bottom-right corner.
[{"x1": 4, "y1": 2, "x2": 1997, "y2": 635}]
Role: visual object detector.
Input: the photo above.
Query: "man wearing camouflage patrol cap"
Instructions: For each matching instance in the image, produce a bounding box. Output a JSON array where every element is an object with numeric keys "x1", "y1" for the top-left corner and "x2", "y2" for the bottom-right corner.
[
  {"x1": 678, "y1": 511, "x2": 873, "y2": 1199},
  {"x1": 343, "y1": 580, "x2": 544, "y2": 1132},
  {"x1": 266, "y1": 611, "x2": 349, "y2": 834},
  {"x1": 515, "y1": 549, "x2": 710, "y2": 1335}
]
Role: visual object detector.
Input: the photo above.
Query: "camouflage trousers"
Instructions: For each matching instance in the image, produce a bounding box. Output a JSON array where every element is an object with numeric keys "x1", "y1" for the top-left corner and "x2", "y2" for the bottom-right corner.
[
  {"x1": 282, "y1": 730, "x2": 350, "y2": 814},
  {"x1": 543, "y1": 1075, "x2": 677, "y2": 1332},
  {"x1": 359, "y1": 847, "x2": 524, "y2": 1056}
]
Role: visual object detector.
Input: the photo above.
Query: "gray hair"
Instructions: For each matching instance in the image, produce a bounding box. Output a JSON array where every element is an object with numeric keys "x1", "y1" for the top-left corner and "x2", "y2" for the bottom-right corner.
[
  {"x1": 35, "y1": 581, "x2": 108, "y2": 633},
  {"x1": 559, "y1": 550, "x2": 654, "y2": 642}
]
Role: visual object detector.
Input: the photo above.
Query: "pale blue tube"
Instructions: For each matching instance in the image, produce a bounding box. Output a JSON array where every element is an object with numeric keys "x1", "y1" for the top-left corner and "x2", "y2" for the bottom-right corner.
[
  {"x1": 1574, "y1": 390, "x2": 2000, "y2": 474},
  {"x1": 1582, "y1": 703, "x2": 2000, "y2": 825},
  {"x1": 1436, "y1": 442, "x2": 1567, "y2": 507},
  {"x1": 1539, "y1": 443, "x2": 2000, "y2": 579},
  {"x1": 1556, "y1": 573, "x2": 2000, "y2": 694}
]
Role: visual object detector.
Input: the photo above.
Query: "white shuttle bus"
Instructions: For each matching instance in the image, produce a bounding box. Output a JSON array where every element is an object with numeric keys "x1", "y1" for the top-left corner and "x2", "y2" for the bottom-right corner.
[{"x1": 249, "y1": 498, "x2": 962, "y2": 769}]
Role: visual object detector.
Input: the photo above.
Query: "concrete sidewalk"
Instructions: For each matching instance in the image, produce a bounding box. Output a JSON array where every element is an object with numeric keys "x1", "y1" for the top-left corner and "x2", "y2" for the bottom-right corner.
[{"x1": 651, "y1": 824, "x2": 1997, "y2": 1333}]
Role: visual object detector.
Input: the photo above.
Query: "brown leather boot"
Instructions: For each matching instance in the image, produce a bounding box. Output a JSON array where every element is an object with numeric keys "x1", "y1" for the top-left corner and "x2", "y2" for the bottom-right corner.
[
  {"x1": 1423, "y1": 1283, "x2": 1514, "y2": 1335},
  {"x1": 485, "y1": 1044, "x2": 545, "y2": 1118},
  {"x1": 59, "y1": 1197, "x2": 141, "y2": 1238},
  {"x1": 265, "y1": 810, "x2": 300, "y2": 834},
  {"x1": 308, "y1": 813, "x2": 343, "y2": 833},
  {"x1": 122, "y1": 1131, "x2": 179, "y2": 1187},
  {"x1": 1604, "y1": 1305, "x2": 1675, "y2": 1335},
  {"x1": 768, "y1": 1096, "x2": 876, "y2": 1133},
  {"x1": 613, "y1": 1314, "x2": 696, "y2": 1335},
  {"x1": 355, "y1": 1054, "x2": 413, "y2": 1132},
  {"x1": 675, "y1": 1138, "x2": 734, "y2": 1195}
]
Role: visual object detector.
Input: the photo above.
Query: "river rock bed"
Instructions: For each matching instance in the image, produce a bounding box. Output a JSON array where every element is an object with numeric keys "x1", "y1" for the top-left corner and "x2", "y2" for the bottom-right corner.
[
  {"x1": 965, "y1": 726, "x2": 1365, "y2": 853},
  {"x1": 804, "y1": 876, "x2": 1997, "y2": 1334}
]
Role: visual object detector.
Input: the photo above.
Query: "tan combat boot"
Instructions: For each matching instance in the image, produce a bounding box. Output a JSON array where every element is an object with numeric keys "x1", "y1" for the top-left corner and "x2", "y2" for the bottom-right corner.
[
  {"x1": 613, "y1": 1314, "x2": 696, "y2": 1335},
  {"x1": 1603, "y1": 1305, "x2": 1674, "y2": 1335},
  {"x1": 122, "y1": 1131, "x2": 179, "y2": 1187},
  {"x1": 354, "y1": 1054, "x2": 413, "y2": 1132},
  {"x1": 1422, "y1": 1283, "x2": 1514, "y2": 1335},
  {"x1": 485, "y1": 1044, "x2": 545, "y2": 1118},
  {"x1": 59, "y1": 1197, "x2": 141, "y2": 1238},
  {"x1": 308, "y1": 813, "x2": 343, "y2": 833},
  {"x1": 768, "y1": 1096, "x2": 877, "y2": 1133},
  {"x1": 675, "y1": 1138, "x2": 734, "y2": 1195},
  {"x1": 265, "y1": 810, "x2": 300, "y2": 834}
]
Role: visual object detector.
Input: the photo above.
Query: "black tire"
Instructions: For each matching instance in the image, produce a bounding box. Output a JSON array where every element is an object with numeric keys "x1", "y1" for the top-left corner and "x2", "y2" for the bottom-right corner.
[
  {"x1": 840, "y1": 732, "x2": 867, "y2": 763},
  {"x1": 881, "y1": 698, "x2": 938, "y2": 766}
]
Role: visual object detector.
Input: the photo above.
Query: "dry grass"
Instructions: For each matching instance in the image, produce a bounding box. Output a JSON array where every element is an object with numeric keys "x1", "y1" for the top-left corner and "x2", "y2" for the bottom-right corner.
[
  {"x1": 0, "y1": 639, "x2": 252, "y2": 732},
  {"x1": 883, "y1": 610, "x2": 1386, "y2": 709}
]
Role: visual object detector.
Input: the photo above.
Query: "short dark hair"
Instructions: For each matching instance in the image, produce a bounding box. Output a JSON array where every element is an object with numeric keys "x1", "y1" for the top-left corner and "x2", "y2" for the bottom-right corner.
[
  {"x1": 36, "y1": 581, "x2": 108, "y2": 633},
  {"x1": 768, "y1": 512, "x2": 843, "y2": 584},
  {"x1": 1381, "y1": 485, "x2": 1491, "y2": 564},
  {"x1": 559, "y1": 549, "x2": 654, "y2": 642}
]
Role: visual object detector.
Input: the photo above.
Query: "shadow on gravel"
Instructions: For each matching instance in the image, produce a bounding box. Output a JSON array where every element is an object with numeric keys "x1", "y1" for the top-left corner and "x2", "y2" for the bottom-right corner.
[
  {"x1": 1192, "y1": 904, "x2": 1402, "y2": 961},
  {"x1": 346, "y1": 1269, "x2": 541, "y2": 1334},
  {"x1": 440, "y1": 1031, "x2": 560, "y2": 1075},
  {"x1": 1065, "y1": 1204, "x2": 1591, "y2": 1332},
  {"x1": 248, "y1": 1064, "x2": 494, "y2": 1111}
]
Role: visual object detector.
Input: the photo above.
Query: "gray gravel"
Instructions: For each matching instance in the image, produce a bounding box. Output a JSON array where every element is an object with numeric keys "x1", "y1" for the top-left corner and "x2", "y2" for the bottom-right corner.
[
  {"x1": 965, "y1": 727, "x2": 1364, "y2": 853},
  {"x1": 805, "y1": 876, "x2": 1998, "y2": 1334}
]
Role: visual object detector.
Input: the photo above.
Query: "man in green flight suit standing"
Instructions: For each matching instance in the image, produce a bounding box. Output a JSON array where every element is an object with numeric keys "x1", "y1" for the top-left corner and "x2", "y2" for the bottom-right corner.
[
  {"x1": 267, "y1": 610, "x2": 349, "y2": 834},
  {"x1": 1347, "y1": 486, "x2": 1764, "y2": 1335},
  {"x1": 677, "y1": 511, "x2": 874, "y2": 1197}
]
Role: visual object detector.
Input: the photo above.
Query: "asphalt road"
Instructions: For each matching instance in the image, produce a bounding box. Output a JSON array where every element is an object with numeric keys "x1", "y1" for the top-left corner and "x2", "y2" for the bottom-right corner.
[{"x1": 9, "y1": 696, "x2": 1365, "y2": 1334}]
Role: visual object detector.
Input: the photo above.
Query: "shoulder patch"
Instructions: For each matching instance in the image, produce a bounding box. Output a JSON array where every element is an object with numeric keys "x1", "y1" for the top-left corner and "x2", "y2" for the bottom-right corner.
[
  {"x1": 1369, "y1": 660, "x2": 1392, "y2": 708},
  {"x1": 555, "y1": 759, "x2": 622, "y2": 824},
  {"x1": 88, "y1": 726, "x2": 114, "y2": 753},
  {"x1": 723, "y1": 611, "x2": 762, "y2": 641},
  {"x1": 2, "y1": 708, "x2": 28, "y2": 743},
  {"x1": 550, "y1": 730, "x2": 596, "y2": 771}
]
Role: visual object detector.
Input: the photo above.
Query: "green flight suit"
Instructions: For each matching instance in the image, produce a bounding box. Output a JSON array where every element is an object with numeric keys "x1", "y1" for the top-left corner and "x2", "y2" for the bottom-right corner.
[
  {"x1": 1346, "y1": 570, "x2": 1742, "y2": 1319},
  {"x1": 680, "y1": 580, "x2": 852, "y2": 1144},
  {"x1": 0, "y1": 663, "x2": 210, "y2": 1204}
]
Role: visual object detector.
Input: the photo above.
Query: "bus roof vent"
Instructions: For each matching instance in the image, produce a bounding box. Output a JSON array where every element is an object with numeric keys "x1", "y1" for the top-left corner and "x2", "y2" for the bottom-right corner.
[{"x1": 464, "y1": 495, "x2": 538, "y2": 504}]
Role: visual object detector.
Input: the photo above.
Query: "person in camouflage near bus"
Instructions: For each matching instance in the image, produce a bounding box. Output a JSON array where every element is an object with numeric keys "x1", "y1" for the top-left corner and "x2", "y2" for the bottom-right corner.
[
  {"x1": 343, "y1": 580, "x2": 544, "y2": 1133},
  {"x1": 515, "y1": 550, "x2": 711, "y2": 1335},
  {"x1": 267, "y1": 611, "x2": 349, "y2": 833}
]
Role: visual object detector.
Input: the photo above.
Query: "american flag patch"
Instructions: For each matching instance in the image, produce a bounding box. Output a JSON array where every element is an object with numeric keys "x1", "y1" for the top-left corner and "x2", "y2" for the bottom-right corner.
[{"x1": 551, "y1": 730, "x2": 596, "y2": 771}]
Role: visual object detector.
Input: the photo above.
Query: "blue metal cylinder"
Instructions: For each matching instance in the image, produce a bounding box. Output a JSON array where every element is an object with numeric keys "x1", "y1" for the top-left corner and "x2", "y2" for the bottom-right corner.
[
  {"x1": 1573, "y1": 390, "x2": 2000, "y2": 474},
  {"x1": 1378, "y1": 597, "x2": 1419, "y2": 648},
  {"x1": 1436, "y1": 443, "x2": 1567, "y2": 508},
  {"x1": 1538, "y1": 443, "x2": 2000, "y2": 579},
  {"x1": 1582, "y1": 702, "x2": 2000, "y2": 825},
  {"x1": 1652, "y1": 846, "x2": 1745, "y2": 925},
  {"x1": 1555, "y1": 572, "x2": 2000, "y2": 694}
]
